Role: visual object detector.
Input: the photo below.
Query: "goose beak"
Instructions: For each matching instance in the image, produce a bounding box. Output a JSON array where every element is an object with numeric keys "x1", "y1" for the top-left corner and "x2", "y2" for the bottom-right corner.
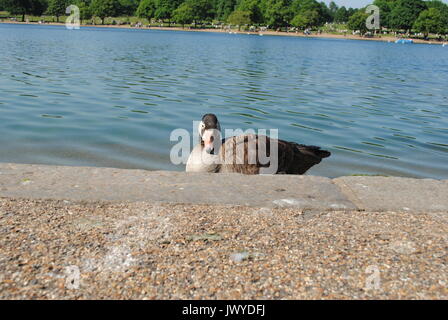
[{"x1": 202, "y1": 129, "x2": 217, "y2": 154}]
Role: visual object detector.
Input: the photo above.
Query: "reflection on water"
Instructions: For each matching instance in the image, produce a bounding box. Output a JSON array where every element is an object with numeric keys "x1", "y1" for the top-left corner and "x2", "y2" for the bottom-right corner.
[{"x1": 0, "y1": 24, "x2": 447, "y2": 179}]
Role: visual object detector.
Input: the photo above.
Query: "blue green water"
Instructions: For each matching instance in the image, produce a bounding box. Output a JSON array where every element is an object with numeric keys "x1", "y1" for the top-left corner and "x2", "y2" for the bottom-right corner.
[{"x1": 0, "y1": 23, "x2": 447, "y2": 178}]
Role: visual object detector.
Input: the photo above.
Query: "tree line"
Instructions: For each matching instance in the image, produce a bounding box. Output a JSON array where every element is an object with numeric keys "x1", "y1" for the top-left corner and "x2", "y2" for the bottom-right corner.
[
  {"x1": 349, "y1": 0, "x2": 448, "y2": 37},
  {"x1": 1, "y1": 0, "x2": 447, "y2": 36}
]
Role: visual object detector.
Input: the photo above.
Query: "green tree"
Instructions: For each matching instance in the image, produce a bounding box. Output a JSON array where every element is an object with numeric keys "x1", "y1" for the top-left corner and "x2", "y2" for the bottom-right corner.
[
  {"x1": 317, "y1": 1, "x2": 332, "y2": 23},
  {"x1": 347, "y1": 7, "x2": 357, "y2": 18},
  {"x1": 372, "y1": 0, "x2": 395, "y2": 29},
  {"x1": 1, "y1": 0, "x2": 47, "y2": 21},
  {"x1": 136, "y1": 0, "x2": 157, "y2": 21},
  {"x1": 347, "y1": 10, "x2": 369, "y2": 35},
  {"x1": 47, "y1": 0, "x2": 68, "y2": 22},
  {"x1": 328, "y1": 0, "x2": 338, "y2": 19},
  {"x1": 172, "y1": 1, "x2": 193, "y2": 27},
  {"x1": 236, "y1": 0, "x2": 263, "y2": 24},
  {"x1": 263, "y1": 0, "x2": 292, "y2": 28},
  {"x1": 227, "y1": 9, "x2": 251, "y2": 30},
  {"x1": 389, "y1": 0, "x2": 427, "y2": 32},
  {"x1": 291, "y1": 9, "x2": 318, "y2": 29},
  {"x1": 75, "y1": 0, "x2": 93, "y2": 23},
  {"x1": 137, "y1": 0, "x2": 181, "y2": 24},
  {"x1": 426, "y1": 0, "x2": 448, "y2": 28},
  {"x1": 185, "y1": 0, "x2": 214, "y2": 24},
  {"x1": 118, "y1": 0, "x2": 138, "y2": 16},
  {"x1": 90, "y1": 0, "x2": 120, "y2": 24},
  {"x1": 155, "y1": 0, "x2": 182, "y2": 24},
  {"x1": 290, "y1": 0, "x2": 329, "y2": 26},
  {"x1": 215, "y1": 0, "x2": 236, "y2": 21},
  {"x1": 33, "y1": 0, "x2": 48, "y2": 16},
  {"x1": 291, "y1": 0, "x2": 317, "y2": 13},
  {"x1": 427, "y1": 0, "x2": 448, "y2": 12},
  {"x1": 413, "y1": 7, "x2": 445, "y2": 38},
  {"x1": 334, "y1": 6, "x2": 348, "y2": 23}
]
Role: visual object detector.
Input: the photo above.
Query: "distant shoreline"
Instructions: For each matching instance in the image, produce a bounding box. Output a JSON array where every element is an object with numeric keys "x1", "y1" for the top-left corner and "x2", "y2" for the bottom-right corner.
[{"x1": 1, "y1": 20, "x2": 446, "y2": 46}]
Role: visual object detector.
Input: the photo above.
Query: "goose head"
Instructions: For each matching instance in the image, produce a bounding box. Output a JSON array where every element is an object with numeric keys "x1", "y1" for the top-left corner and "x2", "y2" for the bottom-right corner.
[{"x1": 199, "y1": 113, "x2": 222, "y2": 154}]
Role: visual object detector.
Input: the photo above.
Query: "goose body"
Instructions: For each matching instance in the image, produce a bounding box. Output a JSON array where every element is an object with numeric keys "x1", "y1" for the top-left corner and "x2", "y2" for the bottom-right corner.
[{"x1": 186, "y1": 114, "x2": 331, "y2": 175}]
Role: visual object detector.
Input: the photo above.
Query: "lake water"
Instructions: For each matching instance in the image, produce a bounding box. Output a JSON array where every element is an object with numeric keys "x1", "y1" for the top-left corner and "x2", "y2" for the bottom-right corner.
[{"x1": 1, "y1": 23, "x2": 447, "y2": 179}]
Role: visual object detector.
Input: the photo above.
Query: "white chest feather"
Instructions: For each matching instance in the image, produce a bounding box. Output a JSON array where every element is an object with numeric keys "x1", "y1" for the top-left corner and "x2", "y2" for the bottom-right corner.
[{"x1": 186, "y1": 144, "x2": 220, "y2": 173}]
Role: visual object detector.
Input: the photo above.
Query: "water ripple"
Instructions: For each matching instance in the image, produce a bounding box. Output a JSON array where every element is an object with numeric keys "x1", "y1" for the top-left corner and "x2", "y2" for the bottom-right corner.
[{"x1": 0, "y1": 24, "x2": 447, "y2": 178}]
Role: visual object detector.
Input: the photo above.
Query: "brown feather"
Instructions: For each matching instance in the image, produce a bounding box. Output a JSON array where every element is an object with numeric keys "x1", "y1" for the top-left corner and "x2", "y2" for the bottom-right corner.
[{"x1": 218, "y1": 134, "x2": 330, "y2": 175}]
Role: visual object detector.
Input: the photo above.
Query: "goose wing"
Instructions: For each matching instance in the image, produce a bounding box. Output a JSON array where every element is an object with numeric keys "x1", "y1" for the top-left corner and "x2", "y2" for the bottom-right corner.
[
  {"x1": 219, "y1": 134, "x2": 262, "y2": 174},
  {"x1": 219, "y1": 134, "x2": 331, "y2": 175}
]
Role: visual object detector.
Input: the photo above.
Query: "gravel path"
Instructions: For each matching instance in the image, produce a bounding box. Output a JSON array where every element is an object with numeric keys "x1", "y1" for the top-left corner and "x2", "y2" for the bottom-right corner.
[{"x1": 1, "y1": 198, "x2": 447, "y2": 299}]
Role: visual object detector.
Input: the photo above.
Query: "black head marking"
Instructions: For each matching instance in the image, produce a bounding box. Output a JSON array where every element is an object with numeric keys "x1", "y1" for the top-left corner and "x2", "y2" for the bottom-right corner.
[{"x1": 202, "y1": 114, "x2": 219, "y2": 130}]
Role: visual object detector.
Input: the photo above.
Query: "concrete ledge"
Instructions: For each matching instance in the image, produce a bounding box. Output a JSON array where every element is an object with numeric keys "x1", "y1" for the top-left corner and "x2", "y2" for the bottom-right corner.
[
  {"x1": 334, "y1": 176, "x2": 448, "y2": 213},
  {"x1": 1, "y1": 163, "x2": 448, "y2": 213}
]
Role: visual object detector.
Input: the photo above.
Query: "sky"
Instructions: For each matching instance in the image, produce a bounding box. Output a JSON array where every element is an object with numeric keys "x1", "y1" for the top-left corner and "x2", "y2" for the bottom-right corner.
[{"x1": 323, "y1": 0, "x2": 448, "y2": 9}]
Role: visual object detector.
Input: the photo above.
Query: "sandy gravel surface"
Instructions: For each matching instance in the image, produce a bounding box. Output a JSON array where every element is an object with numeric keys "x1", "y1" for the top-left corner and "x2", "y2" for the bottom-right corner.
[{"x1": 0, "y1": 197, "x2": 447, "y2": 299}]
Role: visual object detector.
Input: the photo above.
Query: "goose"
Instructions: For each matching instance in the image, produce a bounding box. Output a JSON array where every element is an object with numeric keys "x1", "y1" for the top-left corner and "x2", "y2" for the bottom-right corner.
[{"x1": 186, "y1": 114, "x2": 331, "y2": 175}]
